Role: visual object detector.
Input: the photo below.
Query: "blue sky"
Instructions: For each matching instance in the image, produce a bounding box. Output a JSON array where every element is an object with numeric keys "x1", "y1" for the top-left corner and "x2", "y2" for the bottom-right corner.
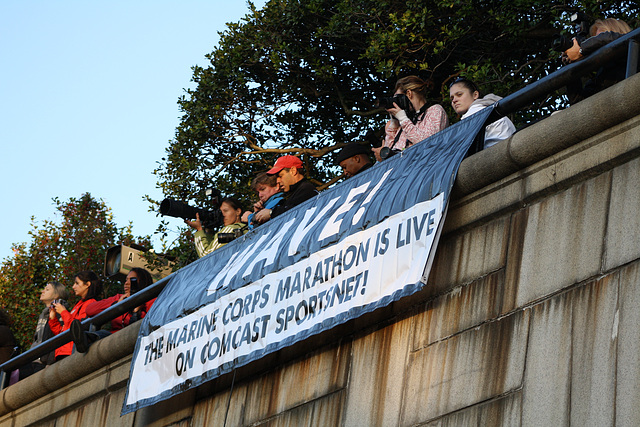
[{"x1": 0, "y1": 1, "x2": 266, "y2": 260}]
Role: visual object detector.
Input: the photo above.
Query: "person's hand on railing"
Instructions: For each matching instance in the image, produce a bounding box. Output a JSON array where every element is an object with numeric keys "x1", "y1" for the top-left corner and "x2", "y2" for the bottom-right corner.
[{"x1": 565, "y1": 38, "x2": 583, "y2": 62}]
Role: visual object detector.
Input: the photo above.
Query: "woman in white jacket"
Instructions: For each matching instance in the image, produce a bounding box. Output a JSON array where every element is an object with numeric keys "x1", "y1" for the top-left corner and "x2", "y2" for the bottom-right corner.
[{"x1": 449, "y1": 78, "x2": 516, "y2": 149}]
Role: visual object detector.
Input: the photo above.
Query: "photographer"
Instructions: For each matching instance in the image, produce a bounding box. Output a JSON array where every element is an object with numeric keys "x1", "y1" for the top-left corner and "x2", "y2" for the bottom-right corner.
[
  {"x1": 48, "y1": 271, "x2": 102, "y2": 360},
  {"x1": 85, "y1": 268, "x2": 154, "y2": 332},
  {"x1": 185, "y1": 197, "x2": 248, "y2": 258},
  {"x1": 70, "y1": 268, "x2": 156, "y2": 353},
  {"x1": 563, "y1": 18, "x2": 632, "y2": 104},
  {"x1": 372, "y1": 75, "x2": 448, "y2": 162}
]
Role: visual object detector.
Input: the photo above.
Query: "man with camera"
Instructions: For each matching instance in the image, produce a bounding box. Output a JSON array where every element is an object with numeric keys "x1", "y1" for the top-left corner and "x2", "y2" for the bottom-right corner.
[
  {"x1": 334, "y1": 143, "x2": 373, "y2": 178},
  {"x1": 372, "y1": 75, "x2": 448, "y2": 162},
  {"x1": 254, "y1": 155, "x2": 318, "y2": 222}
]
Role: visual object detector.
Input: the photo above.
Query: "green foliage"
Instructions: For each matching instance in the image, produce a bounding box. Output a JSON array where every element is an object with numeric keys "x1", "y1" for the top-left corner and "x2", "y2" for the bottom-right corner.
[
  {"x1": 0, "y1": 193, "x2": 151, "y2": 350},
  {"x1": 152, "y1": 0, "x2": 639, "y2": 255}
]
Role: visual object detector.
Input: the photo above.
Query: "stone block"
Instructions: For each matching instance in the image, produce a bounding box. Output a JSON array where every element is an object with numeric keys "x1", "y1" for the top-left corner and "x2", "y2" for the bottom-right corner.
[
  {"x1": 521, "y1": 290, "x2": 573, "y2": 425},
  {"x1": 103, "y1": 388, "x2": 136, "y2": 427},
  {"x1": 400, "y1": 310, "x2": 529, "y2": 425},
  {"x1": 192, "y1": 343, "x2": 350, "y2": 426},
  {"x1": 605, "y1": 156, "x2": 640, "y2": 271},
  {"x1": 427, "y1": 216, "x2": 509, "y2": 295},
  {"x1": 254, "y1": 390, "x2": 345, "y2": 427},
  {"x1": 422, "y1": 391, "x2": 522, "y2": 426},
  {"x1": 191, "y1": 386, "x2": 245, "y2": 427},
  {"x1": 512, "y1": 172, "x2": 610, "y2": 307},
  {"x1": 9, "y1": 365, "x2": 110, "y2": 426},
  {"x1": 569, "y1": 274, "x2": 618, "y2": 426},
  {"x1": 616, "y1": 262, "x2": 640, "y2": 426},
  {"x1": 343, "y1": 316, "x2": 414, "y2": 427},
  {"x1": 414, "y1": 270, "x2": 511, "y2": 348},
  {"x1": 106, "y1": 356, "x2": 133, "y2": 391},
  {"x1": 242, "y1": 342, "x2": 350, "y2": 425}
]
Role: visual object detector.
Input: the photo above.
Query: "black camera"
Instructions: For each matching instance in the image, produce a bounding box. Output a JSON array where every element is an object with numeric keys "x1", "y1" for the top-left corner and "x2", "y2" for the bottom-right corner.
[
  {"x1": 129, "y1": 277, "x2": 140, "y2": 295},
  {"x1": 377, "y1": 94, "x2": 412, "y2": 111},
  {"x1": 159, "y1": 189, "x2": 224, "y2": 231},
  {"x1": 50, "y1": 299, "x2": 66, "y2": 309},
  {"x1": 552, "y1": 12, "x2": 591, "y2": 52},
  {"x1": 379, "y1": 147, "x2": 401, "y2": 160},
  {"x1": 217, "y1": 228, "x2": 246, "y2": 244}
]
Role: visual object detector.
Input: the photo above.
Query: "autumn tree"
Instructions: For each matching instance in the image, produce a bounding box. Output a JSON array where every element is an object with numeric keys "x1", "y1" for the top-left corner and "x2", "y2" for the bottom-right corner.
[{"x1": 0, "y1": 193, "x2": 151, "y2": 349}]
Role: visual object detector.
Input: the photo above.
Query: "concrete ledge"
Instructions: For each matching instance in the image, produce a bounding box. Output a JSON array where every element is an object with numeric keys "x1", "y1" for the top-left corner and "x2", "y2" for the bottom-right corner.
[
  {"x1": 454, "y1": 72, "x2": 640, "y2": 198},
  {"x1": 0, "y1": 322, "x2": 140, "y2": 417}
]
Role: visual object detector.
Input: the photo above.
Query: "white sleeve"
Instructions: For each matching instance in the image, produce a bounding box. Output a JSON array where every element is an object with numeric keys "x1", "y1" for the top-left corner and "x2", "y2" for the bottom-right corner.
[{"x1": 484, "y1": 117, "x2": 516, "y2": 149}]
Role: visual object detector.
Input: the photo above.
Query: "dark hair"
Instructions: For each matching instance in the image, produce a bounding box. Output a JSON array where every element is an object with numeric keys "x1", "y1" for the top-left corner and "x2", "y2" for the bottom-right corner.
[
  {"x1": 48, "y1": 281, "x2": 69, "y2": 301},
  {"x1": 221, "y1": 197, "x2": 244, "y2": 212},
  {"x1": 449, "y1": 77, "x2": 480, "y2": 95},
  {"x1": 0, "y1": 309, "x2": 11, "y2": 327},
  {"x1": 130, "y1": 267, "x2": 154, "y2": 290},
  {"x1": 75, "y1": 270, "x2": 103, "y2": 301},
  {"x1": 251, "y1": 172, "x2": 278, "y2": 191}
]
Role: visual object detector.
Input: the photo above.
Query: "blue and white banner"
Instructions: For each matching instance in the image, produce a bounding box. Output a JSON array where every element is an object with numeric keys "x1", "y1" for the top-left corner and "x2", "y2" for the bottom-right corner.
[{"x1": 122, "y1": 106, "x2": 496, "y2": 414}]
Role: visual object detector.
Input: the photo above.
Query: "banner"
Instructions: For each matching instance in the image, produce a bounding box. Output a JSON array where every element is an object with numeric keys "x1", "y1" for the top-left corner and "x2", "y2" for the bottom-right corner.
[{"x1": 122, "y1": 106, "x2": 496, "y2": 414}]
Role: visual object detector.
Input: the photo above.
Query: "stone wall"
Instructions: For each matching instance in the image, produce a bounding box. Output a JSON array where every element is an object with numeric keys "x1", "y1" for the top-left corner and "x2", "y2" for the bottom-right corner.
[{"x1": 2, "y1": 74, "x2": 640, "y2": 426}]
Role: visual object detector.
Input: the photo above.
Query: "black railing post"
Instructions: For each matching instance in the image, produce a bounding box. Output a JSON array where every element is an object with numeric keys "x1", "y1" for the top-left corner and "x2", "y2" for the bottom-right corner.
[{"x1": 626, "y1": 39, "x2": 639, "y2": 78}]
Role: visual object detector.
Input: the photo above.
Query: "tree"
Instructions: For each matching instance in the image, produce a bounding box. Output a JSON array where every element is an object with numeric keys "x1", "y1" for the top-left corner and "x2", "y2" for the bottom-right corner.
[
  {"x1": 152, "y1": 0, "x2": 639, "y2": 255},
  {"x1": 0, "y1": 193, "x2": 151, "y2": 350}
]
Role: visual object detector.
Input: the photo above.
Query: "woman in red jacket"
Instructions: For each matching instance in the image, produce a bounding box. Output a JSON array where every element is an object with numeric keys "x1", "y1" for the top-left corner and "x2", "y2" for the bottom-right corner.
[
  {"x1": 85, "y1": 267, "x2": 156, "y2": 333},
  {"x1": 48, "y1": 271, "x2": 102, "y2": 360}
]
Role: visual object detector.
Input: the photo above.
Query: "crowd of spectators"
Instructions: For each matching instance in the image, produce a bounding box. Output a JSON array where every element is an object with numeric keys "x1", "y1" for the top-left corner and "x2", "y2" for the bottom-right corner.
[{"x1": 1, "y1": 15, "x2": 634, "y2": 387}]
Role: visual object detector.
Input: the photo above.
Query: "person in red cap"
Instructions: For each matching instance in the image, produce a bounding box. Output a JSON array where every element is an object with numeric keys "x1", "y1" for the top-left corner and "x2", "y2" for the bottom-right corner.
[{"x1": 253, "y1": 155, "x2": 318, "y2": 222}]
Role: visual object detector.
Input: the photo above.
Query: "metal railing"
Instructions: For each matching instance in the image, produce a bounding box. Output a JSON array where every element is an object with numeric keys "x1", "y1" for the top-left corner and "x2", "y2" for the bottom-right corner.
[
  {"x1": 496, "y1": 27, "x2": 640, "y2": 116},
  {"x1": 0, "y1": 275, "x2": 171, "y2": 388}
]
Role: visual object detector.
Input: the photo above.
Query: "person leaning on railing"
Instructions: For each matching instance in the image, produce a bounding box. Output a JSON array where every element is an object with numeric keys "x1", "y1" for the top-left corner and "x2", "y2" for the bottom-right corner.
[
  {"x1": 19, "y1": 282, "x2": 69, "y2": 378},
  {"x1": 48, "y1": 271, "x2": 102, "y2": 361},
  {"x1": 241, "y1": 172, "x2": 284, "y2": 229},
  {"x1": 66, "y1": 267, "x2": 157, "y2": 353},
  {"x1": 449, "y1": 77, "x2": 516, "y2": 149},
  {"x1": 563, "y1": 18, "x2": 633, "y2": 104}
]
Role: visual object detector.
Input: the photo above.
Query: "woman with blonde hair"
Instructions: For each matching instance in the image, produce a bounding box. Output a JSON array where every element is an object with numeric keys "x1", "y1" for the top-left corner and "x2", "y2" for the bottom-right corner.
[
  {"x1": 564, "y1": 18, "x2": 633, "y2": 104},
  {"x1": 372, "y1": 75, "x2": 448, "y2": 161}
]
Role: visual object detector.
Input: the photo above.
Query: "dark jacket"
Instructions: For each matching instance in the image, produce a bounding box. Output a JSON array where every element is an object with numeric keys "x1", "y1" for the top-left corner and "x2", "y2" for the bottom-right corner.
[
  {"x1": 568, "y1": 31, "x2": 628, "y2": 104},
  {"x1": 271, "y1": 179, "x2": 318, "y2": 218}
]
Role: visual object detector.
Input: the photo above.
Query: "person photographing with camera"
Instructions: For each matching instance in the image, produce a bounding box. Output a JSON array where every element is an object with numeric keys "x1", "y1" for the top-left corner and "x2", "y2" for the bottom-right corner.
[
  {"x1": 48, "y1": 271, "x2": 102, "y2": 360},
  {"x1": 372, "y1": 75, "x2": 448, "y2": 161},
  {"x1": 561, "y1": 17, "x2": 632, "y2": 104},
  {"x1": 65, "y1": 268, "x2": 158, "y2": 353},
  {"x1": 185, "y1": 197, "x2": 248, "y2": 258},
  {"x1": 85, "y1": 268, "x2": 155, "y2": 332},
  {"x1": 21, "y1": 282, "x2": 69, "y2": 376}
]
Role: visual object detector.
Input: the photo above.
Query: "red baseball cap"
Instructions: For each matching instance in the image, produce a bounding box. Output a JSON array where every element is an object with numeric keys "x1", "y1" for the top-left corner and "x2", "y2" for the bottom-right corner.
[{"x1": 267, "y1": 155, "x2": 303, "y2": 175}]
